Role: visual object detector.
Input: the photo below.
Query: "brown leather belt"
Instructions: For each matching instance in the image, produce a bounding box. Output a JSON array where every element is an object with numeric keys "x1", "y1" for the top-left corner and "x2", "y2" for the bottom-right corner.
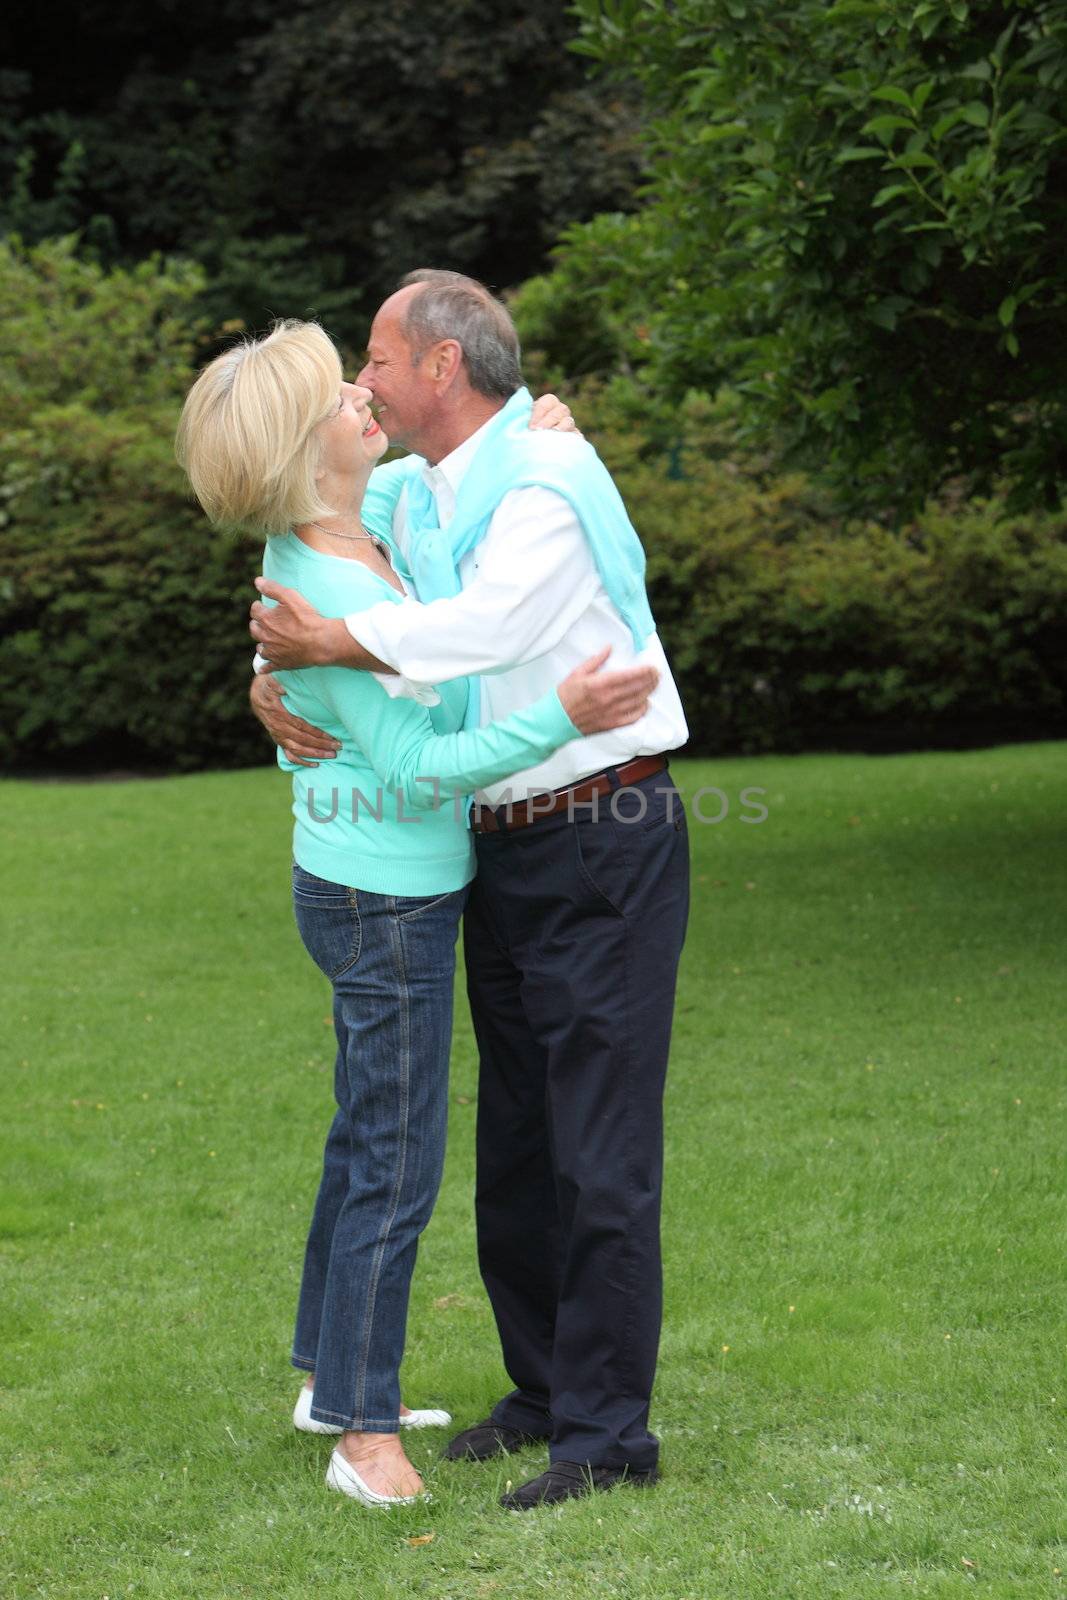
[{"x1": 470, "y1": 754, "x2": 669, "y2": 835}]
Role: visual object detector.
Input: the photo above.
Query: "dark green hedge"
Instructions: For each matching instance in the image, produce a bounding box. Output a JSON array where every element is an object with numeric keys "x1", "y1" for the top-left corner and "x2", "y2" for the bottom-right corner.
[
  {"x1": 3, "y1": 242, "x2": 1064, "y2": 772},
  {"x1": 0, "y1": 404, "x2": 266, "y2": 772},
  {"x1": 647, "y1": 487, "x2": 1067, "y2": 753},
  {"x1": 0, "y1": 240, "x2": 267, "y2": 772},
  {"x1": 583, "y1": 382, "x2": 1067, "y2": 753}
]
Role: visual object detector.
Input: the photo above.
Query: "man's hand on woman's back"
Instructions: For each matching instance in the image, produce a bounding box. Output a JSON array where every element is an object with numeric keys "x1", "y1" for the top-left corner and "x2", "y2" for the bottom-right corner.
[{"x1": 249, "y1": 673, "x2": 340, "y2": 767}]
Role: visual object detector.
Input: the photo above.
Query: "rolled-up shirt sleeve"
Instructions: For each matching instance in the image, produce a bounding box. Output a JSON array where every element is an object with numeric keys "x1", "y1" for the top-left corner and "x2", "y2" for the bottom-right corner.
[{"x1": 345, "y1": 488, "x2": 600, "y2": 686}]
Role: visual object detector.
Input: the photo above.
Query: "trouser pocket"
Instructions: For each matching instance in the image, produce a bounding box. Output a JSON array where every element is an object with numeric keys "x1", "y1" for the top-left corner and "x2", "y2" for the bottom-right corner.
[{"x1": 292, "y1": 863, "x2": 362, "y2": 979}]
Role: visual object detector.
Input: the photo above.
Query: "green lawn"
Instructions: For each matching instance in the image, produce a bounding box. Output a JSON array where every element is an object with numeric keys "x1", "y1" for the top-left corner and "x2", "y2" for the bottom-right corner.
[{"x1": 2, "y1": 744, "x2": 1065, "y2": 1599}]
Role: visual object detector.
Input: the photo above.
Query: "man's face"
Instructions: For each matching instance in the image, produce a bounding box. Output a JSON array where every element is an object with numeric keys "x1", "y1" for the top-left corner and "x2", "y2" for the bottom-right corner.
[{"x1": 357, "y1": 288, "x2": 438, "y2": 453}]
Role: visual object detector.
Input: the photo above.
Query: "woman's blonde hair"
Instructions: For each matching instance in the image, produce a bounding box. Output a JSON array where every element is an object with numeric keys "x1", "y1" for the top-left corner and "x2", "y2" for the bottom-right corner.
[{"x1": 175, "y1": 319, "x2": 343, "y2": 533}]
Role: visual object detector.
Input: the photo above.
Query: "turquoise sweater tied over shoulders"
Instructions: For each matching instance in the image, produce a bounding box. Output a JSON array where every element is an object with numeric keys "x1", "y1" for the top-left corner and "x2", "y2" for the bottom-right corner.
[{"x1": 389, "y1": 387, "x2": 657, "y2": 650}]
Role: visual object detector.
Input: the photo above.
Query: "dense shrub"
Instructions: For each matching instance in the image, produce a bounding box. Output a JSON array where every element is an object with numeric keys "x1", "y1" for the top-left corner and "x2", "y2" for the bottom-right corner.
[
  {"x1": 3, "y1": 239, "x2": 1064, "y2": 773},
  {"x1": 572, "y1": 381, "x2": 1067, "y2": 753},
  {"x1": 0, "y1": 405, "x2": 268, "y2": 772},
  {"x1": 0, "y1": 240, "x2": 266, "y2": 772}
]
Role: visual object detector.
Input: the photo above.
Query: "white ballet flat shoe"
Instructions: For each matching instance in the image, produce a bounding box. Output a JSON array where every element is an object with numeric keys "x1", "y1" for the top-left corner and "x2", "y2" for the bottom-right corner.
[
  {"x1": 292, "y1": 1385, "x2": 342, "y2": 1435},
  {"x1": 399, "y1": 1406, "x2": 452, "y2": 1429},
  {"x1": 325, "y1": 1448, "x2": 427, "y2": 1507}
]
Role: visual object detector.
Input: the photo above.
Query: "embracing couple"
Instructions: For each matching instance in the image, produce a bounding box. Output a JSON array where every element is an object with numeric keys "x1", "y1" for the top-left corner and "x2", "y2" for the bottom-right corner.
[{"x1": 176, "y1": 270, "x2": 689, "y2": 1512}]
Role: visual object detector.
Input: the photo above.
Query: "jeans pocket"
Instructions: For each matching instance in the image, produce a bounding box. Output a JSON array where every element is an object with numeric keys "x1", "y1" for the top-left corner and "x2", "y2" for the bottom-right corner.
[
  {"x1": 292, "y1": 863, "x2": 351, "y2": 904},
  {"x1": 395, "y1": 886, "x2": 467, "y2": 923},
  {"x1": 292, "y1": 868, "x2": 362, "y2": 978}
]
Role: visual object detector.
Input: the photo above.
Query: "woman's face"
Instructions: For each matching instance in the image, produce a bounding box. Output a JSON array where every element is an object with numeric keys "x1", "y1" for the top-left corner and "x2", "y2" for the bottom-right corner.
[{"x1": 315, "y1": 381, "x2": 389, "y2": 477}]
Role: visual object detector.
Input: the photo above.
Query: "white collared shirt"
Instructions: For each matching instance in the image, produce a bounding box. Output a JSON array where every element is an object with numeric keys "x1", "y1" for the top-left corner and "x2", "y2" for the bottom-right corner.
[{"x1": 347, "y1": 417, "x2": 689, "y2": 806}]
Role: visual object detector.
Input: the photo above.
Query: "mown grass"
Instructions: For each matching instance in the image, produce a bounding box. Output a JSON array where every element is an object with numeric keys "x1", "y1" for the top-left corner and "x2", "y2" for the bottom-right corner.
[{"x1": 2, "y1": 744, "x2": 1065, "y2": 1599}]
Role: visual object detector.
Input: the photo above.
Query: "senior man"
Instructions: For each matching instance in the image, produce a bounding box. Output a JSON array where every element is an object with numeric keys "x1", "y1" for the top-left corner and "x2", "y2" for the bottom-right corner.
[{"x1": 250, "y1": 270, "x2": 690, "y2": 1510}]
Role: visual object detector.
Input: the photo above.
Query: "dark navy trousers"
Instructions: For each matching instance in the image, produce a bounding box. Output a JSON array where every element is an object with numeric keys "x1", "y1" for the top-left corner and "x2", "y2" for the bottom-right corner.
[{"x1": 463, "y1": 767, "x2": 690, "y2": 1473}]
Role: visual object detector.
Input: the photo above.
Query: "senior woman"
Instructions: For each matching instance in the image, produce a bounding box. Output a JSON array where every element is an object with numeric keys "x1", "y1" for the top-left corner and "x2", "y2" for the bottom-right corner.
[{"x1": 175, "y1": 321, "x2": 655, "y2": 1507}]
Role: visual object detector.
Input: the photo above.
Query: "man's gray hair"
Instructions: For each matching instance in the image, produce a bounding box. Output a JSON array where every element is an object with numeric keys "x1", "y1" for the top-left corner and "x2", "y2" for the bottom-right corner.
[{"x1": 398, "y1": 269, "x2": 523, "y2": 400}]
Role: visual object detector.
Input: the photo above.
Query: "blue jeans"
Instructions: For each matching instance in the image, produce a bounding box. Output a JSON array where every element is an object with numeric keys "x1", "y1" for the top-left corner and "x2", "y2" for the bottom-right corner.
[{"x1": 289, "y1": 862, "x2": 467, "y2": 1431}]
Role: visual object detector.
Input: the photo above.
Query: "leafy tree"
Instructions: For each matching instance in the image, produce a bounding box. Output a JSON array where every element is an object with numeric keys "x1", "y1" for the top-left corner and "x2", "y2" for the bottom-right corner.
[
  {"x1": 566, "y1": 0, "x2": 1067, "y2": 514},
  {"x1": 2, "y1": 1, "x2": 643, "y2": 342}
]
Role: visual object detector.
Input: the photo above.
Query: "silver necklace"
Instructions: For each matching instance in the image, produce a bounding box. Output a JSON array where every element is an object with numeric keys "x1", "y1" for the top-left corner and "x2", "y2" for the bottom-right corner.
[{"x1": 307, "y1": 519, "x2": 389, "y2": 557}]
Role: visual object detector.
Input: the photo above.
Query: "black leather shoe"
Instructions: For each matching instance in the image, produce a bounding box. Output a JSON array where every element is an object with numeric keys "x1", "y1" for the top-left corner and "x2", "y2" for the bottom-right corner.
[
  {"x1": 443, "y1": 1418, "x2": 547, "y2": 1461},
  {"x1": 500, "y1": 1459, "x2": 658, "y2": 1510}
]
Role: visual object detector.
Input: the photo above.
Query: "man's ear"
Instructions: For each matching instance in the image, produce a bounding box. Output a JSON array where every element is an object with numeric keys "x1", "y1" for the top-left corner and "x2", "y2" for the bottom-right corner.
[{"x1": 430, "y1": 339, "x2": 464, "y2": 389}]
